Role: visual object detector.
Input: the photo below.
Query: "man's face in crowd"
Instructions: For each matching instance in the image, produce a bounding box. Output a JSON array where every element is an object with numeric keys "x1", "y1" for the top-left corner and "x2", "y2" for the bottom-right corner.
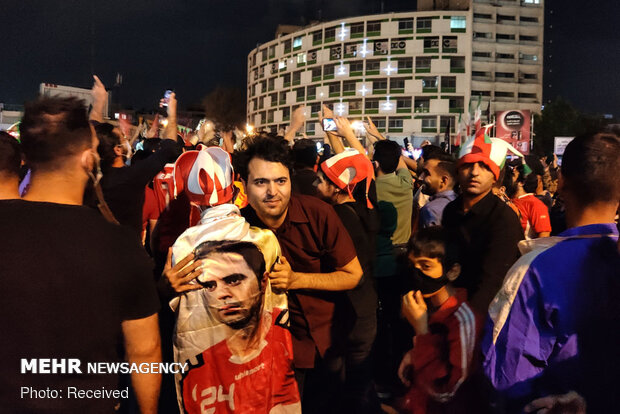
[
  {"x1": 245, "y1": 157, "x2": 291, "y2": 222},
  {"x1": 419, "y1": 159, "x2": 442, "y2": 196},
  {"x1": 315, "y1": 171, "x2": 338, "y2": 204},
  {"x1": 458, "y1": 161, "x2": 496, "y2": 197},
  {"x1": 198, "y1": 252, "x2": 262, "y2": 328}
]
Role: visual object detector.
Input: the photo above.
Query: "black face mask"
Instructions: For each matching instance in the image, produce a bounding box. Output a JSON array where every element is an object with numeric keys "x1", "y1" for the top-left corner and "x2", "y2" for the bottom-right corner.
[{"x1": 411, "y1": 267, "x2": 449, "y2": 295}]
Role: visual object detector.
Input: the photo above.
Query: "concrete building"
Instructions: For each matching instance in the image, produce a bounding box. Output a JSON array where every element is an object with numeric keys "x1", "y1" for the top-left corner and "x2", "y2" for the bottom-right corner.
[{"x1": 246, "y1": 0, "x2": 543, "y2": 144}]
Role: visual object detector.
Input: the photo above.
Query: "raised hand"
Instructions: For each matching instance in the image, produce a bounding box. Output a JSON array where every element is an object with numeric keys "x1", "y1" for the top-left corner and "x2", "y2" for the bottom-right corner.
[
  {"x1": 163, "y1": 249, "x2": 203, "y2": 293},
  {"x1": 402, "y1": 290, "x2": 429, "y2": 335}
]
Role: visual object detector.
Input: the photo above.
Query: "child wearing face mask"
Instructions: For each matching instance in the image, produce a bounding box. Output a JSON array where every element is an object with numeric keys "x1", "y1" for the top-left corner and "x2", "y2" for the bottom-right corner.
[{"x1": 397, "y1": 226, "x2": 486, "y2": 414}]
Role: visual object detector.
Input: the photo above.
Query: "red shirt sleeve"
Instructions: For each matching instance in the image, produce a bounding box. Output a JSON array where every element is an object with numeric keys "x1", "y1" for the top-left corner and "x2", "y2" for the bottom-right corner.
[
  {"x1": 412, "y1": 310, "x2": 476, "y2": 403},
  {"x1": 530, "y1": 197, "x2": 551, "y2": 234},
  {"x1": 142, "y1": 187, "x2": 160, "y2": 224}
]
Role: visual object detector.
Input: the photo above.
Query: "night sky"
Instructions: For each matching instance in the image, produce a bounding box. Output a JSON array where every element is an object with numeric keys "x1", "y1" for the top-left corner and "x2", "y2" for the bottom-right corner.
[{"x1": 1, "y1": 0, "x2": 618, "y2": 115}]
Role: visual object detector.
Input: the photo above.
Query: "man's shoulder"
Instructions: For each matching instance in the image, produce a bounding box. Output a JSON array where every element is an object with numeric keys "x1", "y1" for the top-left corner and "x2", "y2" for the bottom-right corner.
[
  {"x1": 291, "y1": 194, "x2": 336, "y2": 218},
  {"x1": 0, "y1": 200, "x2": 142, "y2": 250}
]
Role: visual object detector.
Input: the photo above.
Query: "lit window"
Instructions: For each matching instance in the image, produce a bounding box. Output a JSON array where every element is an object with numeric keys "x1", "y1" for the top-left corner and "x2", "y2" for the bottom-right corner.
[
  {"x1": 293, "y1": 36, "x2": 303, "y2": 48},
  {"x1": 297, "y1": 53, "x2": 307, "y2": 64},
  {"x1": 450, "y1": 16, "x2": 466, "y2": 30}
]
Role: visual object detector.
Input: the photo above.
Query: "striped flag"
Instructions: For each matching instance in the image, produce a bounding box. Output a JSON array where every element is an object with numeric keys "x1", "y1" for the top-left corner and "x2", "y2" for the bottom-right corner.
[
  {"x1": 455, "y1": 113, "x2": 463, "y2": 147},
  {"x1": 474, "y1": 95, "x2": 482, "y2": 133}
]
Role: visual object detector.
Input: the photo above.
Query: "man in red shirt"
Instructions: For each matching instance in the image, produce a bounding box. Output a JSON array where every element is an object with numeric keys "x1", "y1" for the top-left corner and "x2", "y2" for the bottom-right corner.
[{"x1": 510, "y1": 171, "x2": 551, "y2": 238}]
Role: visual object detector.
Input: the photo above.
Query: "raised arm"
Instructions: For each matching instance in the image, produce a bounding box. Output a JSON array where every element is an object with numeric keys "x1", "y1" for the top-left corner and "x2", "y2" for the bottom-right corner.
[
  {"x1": 334, "y1": 116, "x2": 366, "y2": 154},
  {"x1": 320, "y1": 105, "x2": 345, "y2": 154},
  {"x1": 89, "y1": 75, "x2": 107, "y2": 123},
  {"x1": 162, "y1": 92, "x2": 177, "y2": 141},
  {"x1": 284, "y1": 106, "x2": 307, "y2": 144}
]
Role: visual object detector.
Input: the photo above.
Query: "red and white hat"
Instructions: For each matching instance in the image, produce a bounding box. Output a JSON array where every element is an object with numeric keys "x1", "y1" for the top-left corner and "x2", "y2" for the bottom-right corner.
[
  {"x1": 320, "y1": 150, "x2": 375, "y2": 208},
  {"x1": 458, "y1": 125, "x2": 523, "y2": 179},
  {"x1": 173, "y1": 146, "x2": 234, "y2": 207}
]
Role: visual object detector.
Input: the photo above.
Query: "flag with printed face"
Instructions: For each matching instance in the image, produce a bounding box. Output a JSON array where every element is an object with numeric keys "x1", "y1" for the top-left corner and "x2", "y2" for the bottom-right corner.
[{"x1": 169, "y1": 147, "x2": 300, "y2": 413}]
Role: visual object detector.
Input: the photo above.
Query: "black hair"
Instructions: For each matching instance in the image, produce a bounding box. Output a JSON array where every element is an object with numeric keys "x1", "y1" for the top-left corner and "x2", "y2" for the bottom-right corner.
[
  {"x1": 561, "y1": 132, "x2": 620, "y2": 206},
  {"x1": 522, "y1": 172, "x2": 539, "y2": 194},
  {"x1": 0, "y1": 131, "x2": 22, "y2": 177},
  {"x1": 94, "y1": 122, "x2": 121, "y2": 171},
  {"x1": 373, "y1": 140, "x2": 401, "y2": 174},
  {"x1": 20, "y1": 97, "x2": 91, "y2": 172},
  {"x1": 193, "y1": 240, "x2": 266, "y2": 282},
  {"x1": 292, "y1": 139, "x2": 318, "y2": 169},
  {"x1": 424, "y1": 151, "x2": 456, "y2": 181},
  {"x1": 233, "y1": 133, "x2": 293, "y2": 182},
  {"x1": 421, "y1": 144, "x2": 444, "y2": 161},
  {"x1": 407, "y1": 226, "x2": 459, "y2": 270}
]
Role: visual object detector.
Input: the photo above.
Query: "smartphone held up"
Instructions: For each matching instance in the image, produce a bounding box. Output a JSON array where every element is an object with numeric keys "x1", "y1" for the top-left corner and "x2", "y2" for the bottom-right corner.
[{"x1": 322, "y1": 118, "x2": 337, "y2": 132}]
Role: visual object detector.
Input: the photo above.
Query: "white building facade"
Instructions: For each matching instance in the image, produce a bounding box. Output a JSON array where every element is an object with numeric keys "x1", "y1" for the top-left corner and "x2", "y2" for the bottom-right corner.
[{"x1": 246, "y1": 0, "x2": 543, "y2": 144}]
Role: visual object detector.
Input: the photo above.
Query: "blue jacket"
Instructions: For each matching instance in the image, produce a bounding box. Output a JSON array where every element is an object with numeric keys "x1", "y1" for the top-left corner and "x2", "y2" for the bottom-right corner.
[{"x1": 482, "y1": 223, "x2": 620, "y2": 412}]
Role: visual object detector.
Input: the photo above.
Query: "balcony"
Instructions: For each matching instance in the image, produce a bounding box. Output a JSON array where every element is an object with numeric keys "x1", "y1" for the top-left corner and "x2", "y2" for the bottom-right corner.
[
  {"x1": 366, "y1": 70, "x2": 380, "y2": 75},
  {"x1": 449, "y1": 107, "x2": 463, "y2": 113},
  {"x1": 450, "y1": 67, "x2": 466, "y2": 73},
  {"x1": 365, "y1": 109, "x2": 379, "y2": 114},
  {"x1": 441, "y1": 87, "x2": 456, "y2": 93},
  {"x1": 312, "y1": 76, "x2": 322, "y2": 82},
  {"x1": 397, "y1": 107, "x2": 411, "y2": 114},
  {"x1": 422, "y1": 87, "x2": 438, "y2": 93},
  {"x1": 329, "y1": 91, "x2": 340, "y2": 98},
  {"x1": 350, "y1": 71, "x2": 363, "y2": 77},
  {"x1": 388, "y1": 128, "x2": 403, "y2": 133},
  {"x1": 422, "y1": 127, "x2": 437, "y2": 133},
  {"x1": 424, "y1": 48, "x2": 439, "y2": 53},
  {"x1": 398, "y1": 68, "x2": 413, "y2": 74},
  {"x1": 373, "y1": 89, "x2": 387, "y2": 95},
  {"x1": 414, "y1": 107, "x2": 430, "y2": 113}
]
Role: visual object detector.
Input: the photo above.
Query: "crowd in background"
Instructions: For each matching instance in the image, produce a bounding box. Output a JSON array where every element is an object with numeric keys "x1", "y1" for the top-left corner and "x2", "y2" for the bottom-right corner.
[{"x1": 0, "y1": 76, "x2": 618, "y2": 414}]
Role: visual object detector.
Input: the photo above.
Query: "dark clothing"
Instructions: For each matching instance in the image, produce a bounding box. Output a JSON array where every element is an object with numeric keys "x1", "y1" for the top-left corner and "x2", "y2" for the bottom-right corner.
[
  {"x1": 442, "y1": 191, "x2": 524, "y2": 313},
  {"x1": 333, "y1": 202, "x2": 379, "y2": 412},
  {"x1": 0, "y1": 200, "x2": 159, "y2": 413},
  {"x1": 241, "y1": 194, "x2": 357, "y2": 369},
  {"x1": 101, "y1": 139, "x2": 179, "y2": 237},
  {"x1": 292, "y1": 168, "x2": 320, "y2": 197}
]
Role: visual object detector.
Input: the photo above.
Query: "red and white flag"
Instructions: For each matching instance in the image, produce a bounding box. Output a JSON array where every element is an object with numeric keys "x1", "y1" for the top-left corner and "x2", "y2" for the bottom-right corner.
[{"x1": 473, "y1": 95, "x2": 482, "y2": 133}]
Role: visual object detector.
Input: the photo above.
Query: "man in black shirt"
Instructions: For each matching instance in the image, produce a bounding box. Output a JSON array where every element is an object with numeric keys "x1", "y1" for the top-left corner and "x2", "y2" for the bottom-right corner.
[
  {"x1": 0, "y1": 96, "x2": 161, "y2": 413},
  {"x1": 442, "y1": 129, "x2": 524, "y2": 313},
  {"x1": 91, "y1": 76, "x2": 180, "y2": 237}
]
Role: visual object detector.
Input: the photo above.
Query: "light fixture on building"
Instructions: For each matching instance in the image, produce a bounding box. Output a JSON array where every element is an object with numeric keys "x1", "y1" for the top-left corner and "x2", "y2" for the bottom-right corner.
[
  {"x1": 339, "y1": 22, "x2": 348, "y2": 41},
  {"x1": 337, "y1": 61, "x2": 347, "y2": 76},
  {"x1": 336, "y1": 102, "x2": 345, "y2": 116},
  {"x1": 358, "y1": 85, "x2": 369, "y2": 96},
  {"x1": 382, "y1": 96, "x2": 393, "y2": 111},
  {"x1": 359, "y1": 39, "x2": 369, "y2": 57},
  {"x1": 383, "y1": 62, "x2": 396, "y2": 76}
]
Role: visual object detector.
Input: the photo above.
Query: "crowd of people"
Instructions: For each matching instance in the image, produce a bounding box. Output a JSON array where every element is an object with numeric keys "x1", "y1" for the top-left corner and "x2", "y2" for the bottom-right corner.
[{"x1": 0, "y1": 77, "x2": 618, "y2": 414}]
